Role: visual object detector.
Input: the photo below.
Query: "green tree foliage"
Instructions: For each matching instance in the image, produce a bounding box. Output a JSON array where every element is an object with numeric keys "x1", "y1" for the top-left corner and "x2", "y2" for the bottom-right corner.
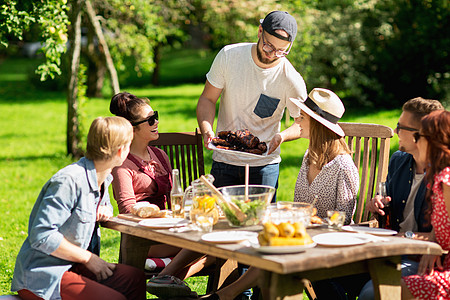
[
  {"x1": 2, "y1": 0, "x2": 447, "y2": 107},
  {"x1": 199, "y1": 0, "x2": 283, "y2": 48},
  {"x1": 199, "y1": 0, "x2": 448, "y2": 107},
  {"x1": 293, "y1": 0, "x2": 449, "y2": 107},
  {"x1": 89, "y1": 0, "x2": 193, "y2": 87},
  {"x1": 364, "y1": 0, "x2": 449, "y2": 106},
  {"x1": 0, "y1": 0, "x2": 69, "y2": 80}
]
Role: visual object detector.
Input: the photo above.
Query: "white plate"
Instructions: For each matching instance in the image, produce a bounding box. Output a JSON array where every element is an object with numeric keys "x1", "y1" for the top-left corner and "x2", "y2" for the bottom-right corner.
[
  {"x1": 252, "y1": 242, "x2": 316, "y2": 254},
  {"x1": 312, "y1": 232, "x2": 372, "y2": 247},
  {"x1": 138, "y1": 218, "x2": 189, "y2": 228},
  {"x1": 208, "y1": 142, "x2": 268, "y2": 158},
  {"x1": 341, "y1": 225, "x2": 398, "y2": 236},
  {"x1": 201, "y1": 231, "x2": 258, "y2": 244}
]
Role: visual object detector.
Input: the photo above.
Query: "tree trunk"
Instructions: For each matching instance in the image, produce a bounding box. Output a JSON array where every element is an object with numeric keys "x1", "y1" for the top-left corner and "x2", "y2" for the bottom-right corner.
[
  {"x1": 151, "y1": 43, "x2": 161, "y2": 86},
  {"x1": 85, "y1": 23, "x2": 106, "y2": 98},
  {"x1": 67, "y1": 0, "x2": 83, "y2": 157},
  {"x1": 85, "y1": 0, "x2": 120, "y2": 95}
]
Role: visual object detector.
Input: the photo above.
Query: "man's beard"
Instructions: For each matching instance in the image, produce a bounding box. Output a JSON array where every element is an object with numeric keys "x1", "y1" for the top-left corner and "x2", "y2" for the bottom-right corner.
[{"x1": 256, "y1": 40, "x2": 279, "y2": 65}]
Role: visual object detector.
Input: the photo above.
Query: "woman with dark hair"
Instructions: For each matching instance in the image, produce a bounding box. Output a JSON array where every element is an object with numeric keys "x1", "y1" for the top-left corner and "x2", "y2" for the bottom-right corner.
[
  {"x1": 11, "y1": 117, "x2": 146, "y2": 300},
  {"x1": 109, "y1": 92, "x2": 182, "y2": 259},
  {"x1": 402, "y1": 109, "x2": 450, "y2": 299},
  {"x1": 110, "y1": 92, "x2": 208, "y2": 298},
  {"x1": 110, "y1": 92, "x2": 172, "y2": 213}
]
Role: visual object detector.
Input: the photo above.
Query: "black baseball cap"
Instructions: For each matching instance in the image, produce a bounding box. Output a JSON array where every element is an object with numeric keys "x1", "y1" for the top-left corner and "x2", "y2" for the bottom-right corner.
[{"x1": 260, "y1": 11, "x2": 297, "y2": 42}]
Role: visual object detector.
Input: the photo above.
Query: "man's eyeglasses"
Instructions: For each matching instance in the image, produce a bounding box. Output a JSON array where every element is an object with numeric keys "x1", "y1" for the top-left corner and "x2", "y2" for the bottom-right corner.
[
  {"x1": 396, "y1": 123, "x2": 418, "y2": 133},
  {"x1": 413, "y1": 132, "x2": 426, "y2": 143},
  {"x1": 131, "y1": 111, "x2": 158, "y2": 126},
  {"x1": 261, "y1": 30, "x2": 292, "y2": 58}
]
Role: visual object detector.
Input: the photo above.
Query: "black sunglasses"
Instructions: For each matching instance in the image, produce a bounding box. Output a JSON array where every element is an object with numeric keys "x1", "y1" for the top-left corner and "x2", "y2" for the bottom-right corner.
[
  {"x1": 413, "y1": 132, "x2": 426, "y2": 143},
  {"x1": 131, "y1": 111, "x2": 158, "y2": 126},
  {"x1": 396, "y1": 122, "x2": 418, "y2": 133}
]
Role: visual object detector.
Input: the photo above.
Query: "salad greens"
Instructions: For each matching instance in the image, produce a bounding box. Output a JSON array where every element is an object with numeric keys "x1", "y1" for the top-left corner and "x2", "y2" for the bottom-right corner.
[{"x1": 221, "y1": 199, "x2": 266, "y2": 226}]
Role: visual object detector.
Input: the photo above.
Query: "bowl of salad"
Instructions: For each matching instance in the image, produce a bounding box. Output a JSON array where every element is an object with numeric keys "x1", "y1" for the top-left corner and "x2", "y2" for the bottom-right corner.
[{"x1": 217, "y1": 185, "x2": 275, "y2": 227}]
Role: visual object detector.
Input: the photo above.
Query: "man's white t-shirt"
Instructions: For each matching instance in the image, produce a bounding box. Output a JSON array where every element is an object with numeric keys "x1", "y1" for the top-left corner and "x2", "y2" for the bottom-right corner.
[
  {"x1": 399, "y1": 173, "x2": 425, "y2": 232},
  {"x1": 206, "y1": 43, "x2": 307, "y2": 167}
]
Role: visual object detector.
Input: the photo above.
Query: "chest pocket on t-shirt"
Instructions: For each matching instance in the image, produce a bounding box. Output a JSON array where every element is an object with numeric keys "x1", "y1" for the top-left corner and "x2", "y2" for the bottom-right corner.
[{"x1": 253, "y1": 94, "x2": 280, "y2": 119}]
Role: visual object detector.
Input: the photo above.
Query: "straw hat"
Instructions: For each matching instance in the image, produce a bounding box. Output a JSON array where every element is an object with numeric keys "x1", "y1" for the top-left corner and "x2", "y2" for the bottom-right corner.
[{"x1": 289, "y1": 88, "x2": 345, "y2": 136}]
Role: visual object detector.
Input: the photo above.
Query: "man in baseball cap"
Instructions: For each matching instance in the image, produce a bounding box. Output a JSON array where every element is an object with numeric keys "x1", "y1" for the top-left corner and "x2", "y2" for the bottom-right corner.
[
  {"x1": 197, "y1": 9, "x2": 306, "y2": 201},
  {"x1": 147, "y1": 10, "x2": 307, "y2": 300},
  {"x1": 195, "y1": 11, "x2": 305, "y2": 299},
  {"x1": 260, "y1": 10, "x2": 297, "y2": 42}
]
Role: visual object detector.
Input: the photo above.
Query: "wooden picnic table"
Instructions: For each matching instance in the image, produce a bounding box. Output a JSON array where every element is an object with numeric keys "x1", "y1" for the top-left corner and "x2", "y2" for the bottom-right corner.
[{"x1": 102, "y1": 215, "x2": 442, "y2": 300}]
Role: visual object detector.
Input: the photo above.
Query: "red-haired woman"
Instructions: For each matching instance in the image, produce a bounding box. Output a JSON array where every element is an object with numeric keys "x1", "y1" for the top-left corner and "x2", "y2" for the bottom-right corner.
[{"x1": 402, "y1": 110, "x2": 450, "y2": 299}]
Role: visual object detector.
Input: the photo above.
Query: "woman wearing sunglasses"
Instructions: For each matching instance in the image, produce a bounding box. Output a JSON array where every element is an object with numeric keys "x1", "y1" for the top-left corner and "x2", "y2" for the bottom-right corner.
[
  {"x1": 109, "y1": 92, "x2": 181, "y2": 257},
  {"x1": 110, "y1": 92, "x2": 171, "y2": 212},
  {"x1": 402, "y1": 109, "x2": 450, "y2": 299}
]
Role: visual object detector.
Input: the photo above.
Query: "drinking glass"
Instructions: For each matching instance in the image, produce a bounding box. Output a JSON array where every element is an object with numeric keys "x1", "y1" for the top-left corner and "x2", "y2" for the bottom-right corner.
[
  {"x1": 327, "y1": 210, "x2": 345, "y2": 229},
  {"x1": 193, "y1": 210, "x2": 214, "y2": 232}
]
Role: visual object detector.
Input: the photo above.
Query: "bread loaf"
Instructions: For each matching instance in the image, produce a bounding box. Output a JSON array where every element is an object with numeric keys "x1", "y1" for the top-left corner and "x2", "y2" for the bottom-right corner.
[
  {"x1": 131, "y1": 202, "x2": 160, "y2": 218},
  {"x1": 152, "y1": 210, "x2": 170, "y2": 218}
]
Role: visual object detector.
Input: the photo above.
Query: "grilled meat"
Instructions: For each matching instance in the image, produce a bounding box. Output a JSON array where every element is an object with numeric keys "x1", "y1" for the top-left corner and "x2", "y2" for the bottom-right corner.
[
  {"x1": 211, "y1": 129, "x2": 266, "y2": 155},
  {"x1": 215, "y1": 145, "x2": 237, "y2": 150},
  {"x1": 235, "y1": 129, "x2": 259, "y2": 149},
  {"x1": 257, "y1": 142, "x2": 267, "y2": 153},
  {"x1": 244, "y1": 148, "x2": 264, "y2": 155},
  {"x1": 218, "y1": 131, "x2": 232, "y2": 140},
  {"x1": 211, "y1": 137, "x2": 231, "y2": 147}
]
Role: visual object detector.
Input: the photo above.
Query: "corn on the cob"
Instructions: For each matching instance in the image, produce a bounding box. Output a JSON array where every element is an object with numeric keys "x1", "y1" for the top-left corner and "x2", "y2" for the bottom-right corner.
[
  {"x1": 267, "y1": 236, "x2": 313, "y2": 246},
  {"x1": 277, "y1": 222, "x2": 295, "y2": 238}
]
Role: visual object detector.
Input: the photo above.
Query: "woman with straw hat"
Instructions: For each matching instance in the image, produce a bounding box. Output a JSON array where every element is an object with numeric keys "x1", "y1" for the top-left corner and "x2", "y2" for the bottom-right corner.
[
  {"x1": 287, "y1": 88, "x2": 364, "y2": 300},
  {"x1": 290, "y1": 87, "x2": 358, "y2": 225},
  {"x1": 201, "y1": 89, "x2": 361, "y2": 300}
]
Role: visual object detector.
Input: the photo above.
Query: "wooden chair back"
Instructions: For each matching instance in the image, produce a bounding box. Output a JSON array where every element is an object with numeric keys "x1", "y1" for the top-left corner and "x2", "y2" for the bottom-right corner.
[
  {"x1": 339, "y1": 122, "x2": 394, "y2": 224},
  {"x1": 149, "y1": 128, "x2": 205, "y2": 190}
]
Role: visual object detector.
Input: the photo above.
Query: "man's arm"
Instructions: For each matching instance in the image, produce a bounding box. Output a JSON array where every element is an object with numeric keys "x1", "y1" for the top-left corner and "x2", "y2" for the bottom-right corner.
[
  {"x1": 268, "y1": 117, "x2": 302, "y2": 154},
  {"x1": 196, "y1": 80, "x2": 223, "y2": 148}
]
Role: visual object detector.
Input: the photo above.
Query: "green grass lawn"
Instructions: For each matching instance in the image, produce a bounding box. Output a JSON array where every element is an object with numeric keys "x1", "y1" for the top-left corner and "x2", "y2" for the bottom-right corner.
[{"x1": 0, "y1": 55, "x2": 402, "y2": 297}]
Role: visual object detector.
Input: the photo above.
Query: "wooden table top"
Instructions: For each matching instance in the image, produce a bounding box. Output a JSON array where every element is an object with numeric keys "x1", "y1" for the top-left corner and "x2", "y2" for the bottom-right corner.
[{"x1": 102, "y1": 215, "x2": 443, "y2": 275}]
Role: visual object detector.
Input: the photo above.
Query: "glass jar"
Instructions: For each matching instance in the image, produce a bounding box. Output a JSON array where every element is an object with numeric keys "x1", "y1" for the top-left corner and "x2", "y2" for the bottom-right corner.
[{"x1": 184, "y1": 175, "x2": 219, "y2": 228}]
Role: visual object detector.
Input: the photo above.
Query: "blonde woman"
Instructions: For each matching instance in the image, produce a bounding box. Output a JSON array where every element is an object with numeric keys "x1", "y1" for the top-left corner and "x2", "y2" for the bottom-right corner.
[{"x1": 11, "y1": 117, "x2": 146, "y2": 300}]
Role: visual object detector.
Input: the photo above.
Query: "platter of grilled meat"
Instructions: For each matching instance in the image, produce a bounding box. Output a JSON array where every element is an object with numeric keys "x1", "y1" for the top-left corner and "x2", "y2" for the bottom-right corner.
[{"x1": 209, "y1": 129, "x2": 268, "y2": 157}]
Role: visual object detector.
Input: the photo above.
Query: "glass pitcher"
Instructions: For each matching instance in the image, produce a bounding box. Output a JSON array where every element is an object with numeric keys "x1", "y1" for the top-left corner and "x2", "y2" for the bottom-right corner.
[{"x1": 184, "y1": 174, "x2": 219, "y2": 230}]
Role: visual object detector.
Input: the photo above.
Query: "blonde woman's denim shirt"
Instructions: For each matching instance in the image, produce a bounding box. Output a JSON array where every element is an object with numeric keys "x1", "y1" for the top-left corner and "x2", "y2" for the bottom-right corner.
[{"x1": 11, "y1": 157, "x2": 113, "y2": 300}]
